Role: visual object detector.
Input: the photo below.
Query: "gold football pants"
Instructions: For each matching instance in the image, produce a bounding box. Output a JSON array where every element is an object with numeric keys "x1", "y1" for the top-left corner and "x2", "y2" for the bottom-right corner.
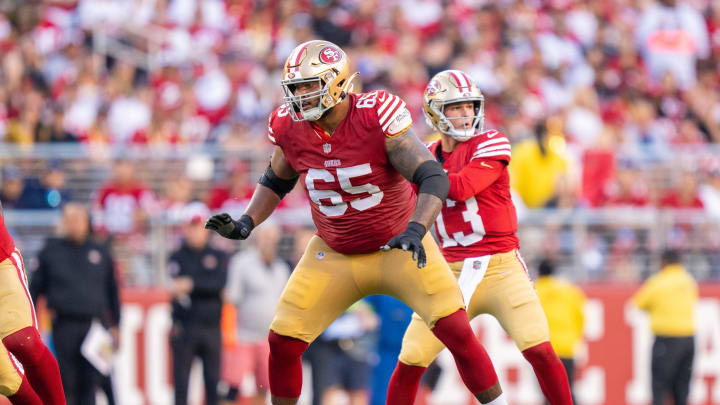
[
  {"x1": 0, "y1": 343, "x2": 22, "y2": 396},
  {"x1": 270, "y1": 234, "x2": 465, "y2": 343},
  {"x1": 0, "y1": 250, "x2": 36, "y2": 396},
  {"x1": 399, "y1": 249, "x2": 550, "y2": 367}
]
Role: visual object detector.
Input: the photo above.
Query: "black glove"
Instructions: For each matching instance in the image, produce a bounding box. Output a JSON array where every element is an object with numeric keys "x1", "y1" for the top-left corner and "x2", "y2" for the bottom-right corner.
[
  {"x1": 204, "y1": 213, "x2": 254, "y2": 240},
  {"x1": 380, "y1": 221, "x2": 427, "y2": 268}
]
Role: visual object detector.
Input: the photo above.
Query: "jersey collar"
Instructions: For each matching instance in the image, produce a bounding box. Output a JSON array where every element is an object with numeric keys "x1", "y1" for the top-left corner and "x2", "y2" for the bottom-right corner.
[{"x1": 309, "y1": 122, "x2": 332, "y2": 141}]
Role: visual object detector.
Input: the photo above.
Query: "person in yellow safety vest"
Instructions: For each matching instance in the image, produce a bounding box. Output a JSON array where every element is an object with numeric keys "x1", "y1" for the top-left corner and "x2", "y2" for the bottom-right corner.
[
  {"x1": 535, "y1": 259, "x2": 585, "y2": 405},
  {"x1": 633, "y1": 250, "x2": 698, "y2": 405}
]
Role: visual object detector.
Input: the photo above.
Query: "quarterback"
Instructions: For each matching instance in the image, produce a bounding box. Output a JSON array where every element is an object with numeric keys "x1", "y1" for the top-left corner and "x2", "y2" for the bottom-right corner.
[
  {"x1": 206, "y1": 41, "x2": 507, "y2": 405},
  {"x1": 386, "y1": 70, "x2": 573, "y2": 405},
  {"x1": 0, "y1": 202, "x2": 65, "y2": 404}
]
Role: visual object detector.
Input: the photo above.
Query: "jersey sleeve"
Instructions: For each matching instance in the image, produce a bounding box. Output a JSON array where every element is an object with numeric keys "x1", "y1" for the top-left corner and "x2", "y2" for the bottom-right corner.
[
  {"x1": 267, "y1": 106, "x2": 287, "y2": 146},
  {"x1": 374, "y1": 91, "x2": 413, "y2": 137},
  {"x1": 469, "y1": 130, "x2": 511, "y2": 163},
  {"x1": 632, "y1": 276, "x2": 657, "y2": 311},
  {"x1": 447, "y1": 160, "x2": 505, "y2": 201}
]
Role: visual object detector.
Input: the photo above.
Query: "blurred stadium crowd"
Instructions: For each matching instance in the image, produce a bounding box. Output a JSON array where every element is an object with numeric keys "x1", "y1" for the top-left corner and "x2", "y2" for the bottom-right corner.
[{"x1": 1, "y1": 0, "x2": 720, "y2": 286}]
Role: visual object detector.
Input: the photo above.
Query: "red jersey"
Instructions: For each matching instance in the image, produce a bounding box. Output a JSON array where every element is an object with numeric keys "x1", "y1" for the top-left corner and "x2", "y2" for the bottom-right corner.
[
  {"x1": 93, "y1": 183, "x2": 155, "y2": 234},
  {"x1": 206, "y1": 185, "x2": 255, "y2": 216},
  {"x1": 268, "y1": 91, "x2": 416, "y2": 254},
  {"x1": 428, "y1": 130, "x2": 519, "y2": 262},
  {"x1": 0, "y1": 212, "x2": 15, "y2": 262},
  {"x1": 659, "y1": 192, "x2": 704, "y2": 209}
]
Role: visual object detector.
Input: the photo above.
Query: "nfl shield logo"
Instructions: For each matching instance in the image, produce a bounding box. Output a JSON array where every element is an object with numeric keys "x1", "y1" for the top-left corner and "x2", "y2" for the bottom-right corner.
[
  {"x1": 323, "y1": 143, "x2": 331, "y2": 154},
  {"x1": 473, "y1": 260, "x2": 482, "y2": 270}
]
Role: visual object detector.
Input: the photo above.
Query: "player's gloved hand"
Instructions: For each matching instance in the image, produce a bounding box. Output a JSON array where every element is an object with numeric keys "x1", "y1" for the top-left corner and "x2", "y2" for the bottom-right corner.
[
  {"x1": 204, "y1": 213, "x2": 254, "y2": 240},
  {"x1": 380, "y1": 221, "x2": 427, "y2": 268}
]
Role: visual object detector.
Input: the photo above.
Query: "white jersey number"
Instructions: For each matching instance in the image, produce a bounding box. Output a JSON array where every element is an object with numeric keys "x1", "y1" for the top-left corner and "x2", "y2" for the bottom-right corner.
[
  {"x1": 356, "y1": 90, "x2": 388, "y2": 109},
  {"x1": 435, "y1": 196, "x2": 486, "y2": 247},
  {"x1": 305, "y1": 163, "x2": 384, "y2": 217}
]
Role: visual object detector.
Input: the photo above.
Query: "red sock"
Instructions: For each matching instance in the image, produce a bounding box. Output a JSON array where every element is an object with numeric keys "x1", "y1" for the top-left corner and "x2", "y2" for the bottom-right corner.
[
  {"x1": 386, "y1": 362, "x2": 426, "y2": 405},
  {"x1": 267, "y1": 331, "x2": 308, "y2": 399},
  {"x1": 3, "y1": 327, "x2": 66, "y2": 405},
  {"x1": 431, "y1": 309, "x2": 498, "y2": 395},
  {"x1": 522, "y1": 342, "x2": 572, "y2": 405},
  {"x1": 7, "y1": 375, "x2": 42, "y2": 405}
]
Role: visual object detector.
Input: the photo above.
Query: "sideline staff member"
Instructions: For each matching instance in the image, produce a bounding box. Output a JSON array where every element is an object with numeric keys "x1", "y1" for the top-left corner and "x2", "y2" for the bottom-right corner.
[
  {"x1": 30, "y1": 203, "x2": 120, "y2": 405},
  {"x1": 169, "y1": 202, "x2": 228, "y2": 405},
  {"x1": 633, "y1": 250, "x2": 698, "y2": 405}
]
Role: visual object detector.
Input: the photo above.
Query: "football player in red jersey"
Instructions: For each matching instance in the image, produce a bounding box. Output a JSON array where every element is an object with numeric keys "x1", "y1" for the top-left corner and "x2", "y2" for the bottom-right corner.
[
  {"x1": 386, "y1": 70, "x2": 573, "y2": 405},
  {"x1": 206, "y1": 41, "x2": 507, "y2": 405},
  {"x1": 0, "y1": 202, "x2": 66, "y2": 404}
]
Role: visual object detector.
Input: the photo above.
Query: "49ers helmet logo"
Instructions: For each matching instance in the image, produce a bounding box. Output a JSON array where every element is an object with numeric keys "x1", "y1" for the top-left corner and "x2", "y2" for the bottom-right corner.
[
  {"x1": 319, "y1": 46, "x2": 342, "y2": 64},
  {"x1": 426, "y1": 80, "x2": 441, "y2": 96}
]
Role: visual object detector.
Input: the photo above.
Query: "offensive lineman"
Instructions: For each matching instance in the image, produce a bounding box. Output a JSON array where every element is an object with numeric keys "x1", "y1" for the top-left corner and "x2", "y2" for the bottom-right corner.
[
  {"x1": 205, "y1": 40, "x2": 508, "y2": 405},
  {"x1": 0, "y1": 202, "x2": 66, "y2": 404},
  {"x1": 386, "y1": 70, "x2": 573, "y2": 405}
]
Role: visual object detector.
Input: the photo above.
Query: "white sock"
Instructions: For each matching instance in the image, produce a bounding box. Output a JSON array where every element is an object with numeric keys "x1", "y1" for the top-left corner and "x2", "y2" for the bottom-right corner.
[{"x1": 484, "y1": 393, "x2": 507, "y2": 405}]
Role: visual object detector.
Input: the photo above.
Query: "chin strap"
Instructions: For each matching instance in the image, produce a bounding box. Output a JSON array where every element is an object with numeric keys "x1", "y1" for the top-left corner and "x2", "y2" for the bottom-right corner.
[{"x1": 342, "y1": 72, "x2": 360, "y2": 95}]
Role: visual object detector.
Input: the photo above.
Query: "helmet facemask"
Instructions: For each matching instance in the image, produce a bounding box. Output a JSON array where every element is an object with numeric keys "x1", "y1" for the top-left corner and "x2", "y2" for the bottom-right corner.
[
  {"x1": 281, "y1": 71, "x2": 338, "y2": 122},
  {"x1": 428, "y1": 96, "x2": 485, "y2": 142}
]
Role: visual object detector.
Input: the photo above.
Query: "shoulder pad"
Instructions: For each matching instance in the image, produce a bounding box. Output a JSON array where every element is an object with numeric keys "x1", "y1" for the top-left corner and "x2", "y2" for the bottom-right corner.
[{"x1": 469, "y1": 129, "x2": 511, "y2": 163}]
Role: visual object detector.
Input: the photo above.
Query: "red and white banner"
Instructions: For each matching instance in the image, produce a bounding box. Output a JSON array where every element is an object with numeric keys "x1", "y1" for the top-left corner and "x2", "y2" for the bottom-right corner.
[{"x1": 2, "y1": 285, "x2": 719, "y2": 405}]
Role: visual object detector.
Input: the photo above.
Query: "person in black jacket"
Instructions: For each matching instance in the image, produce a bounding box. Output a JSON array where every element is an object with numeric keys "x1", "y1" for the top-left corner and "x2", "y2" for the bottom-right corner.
[
  {"x1": 169, "y1": 202, "x2": 229, "y2": 405},
  {"x1": 30, "y1": 203, "x2": 120, "y2": 405}
]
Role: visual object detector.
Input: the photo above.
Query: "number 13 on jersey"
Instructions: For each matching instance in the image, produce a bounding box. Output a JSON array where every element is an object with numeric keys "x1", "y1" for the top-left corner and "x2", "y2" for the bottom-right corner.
[{"x1": 435, "y1": 197, "x2": 486, "y2": 247}]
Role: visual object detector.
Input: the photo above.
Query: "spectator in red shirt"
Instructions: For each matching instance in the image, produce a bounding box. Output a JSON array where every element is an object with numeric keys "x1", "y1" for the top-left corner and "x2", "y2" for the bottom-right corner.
[
  {"x1": 93, "y1": 159, "x2": 155, "y2": 235},
  {"x1": 206, "y1": 160, "x2": 253, "y2": 217},
  {"x1": 160, "y1": 177, "x2": 195, "y2": 225},
  {"x1": 660, "y1": 172, "x2": 704, "y2": 209},
  {"x1": 599, "y1": 164, "x2": 651, "y2": 207}
]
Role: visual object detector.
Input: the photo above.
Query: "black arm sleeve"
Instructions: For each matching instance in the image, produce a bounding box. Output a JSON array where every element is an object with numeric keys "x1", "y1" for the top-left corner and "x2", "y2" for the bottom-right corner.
[
  {"x1": 411, "y1": 160, "x2": 449, "y2": 201},
  {"x1": 258, "y1": 164, "x2": 299, "y2": 199}
]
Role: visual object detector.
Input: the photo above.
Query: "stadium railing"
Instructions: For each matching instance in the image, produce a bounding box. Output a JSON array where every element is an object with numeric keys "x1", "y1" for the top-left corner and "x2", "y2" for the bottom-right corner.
[{"x1": 2, "y1": 143, "x2": 719, "y2": 285}]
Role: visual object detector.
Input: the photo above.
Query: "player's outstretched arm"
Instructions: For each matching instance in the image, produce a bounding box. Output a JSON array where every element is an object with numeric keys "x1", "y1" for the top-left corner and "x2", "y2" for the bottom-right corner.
[
  {"x1": 386, "y1": 128, "x2": 448, "y2": 228},
  {"x1": 205, "y1": 146, "x2": 298, "y2": 240},
  {"x1": 382, "y1": 129, "x2": 449, "y2": 267}
]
